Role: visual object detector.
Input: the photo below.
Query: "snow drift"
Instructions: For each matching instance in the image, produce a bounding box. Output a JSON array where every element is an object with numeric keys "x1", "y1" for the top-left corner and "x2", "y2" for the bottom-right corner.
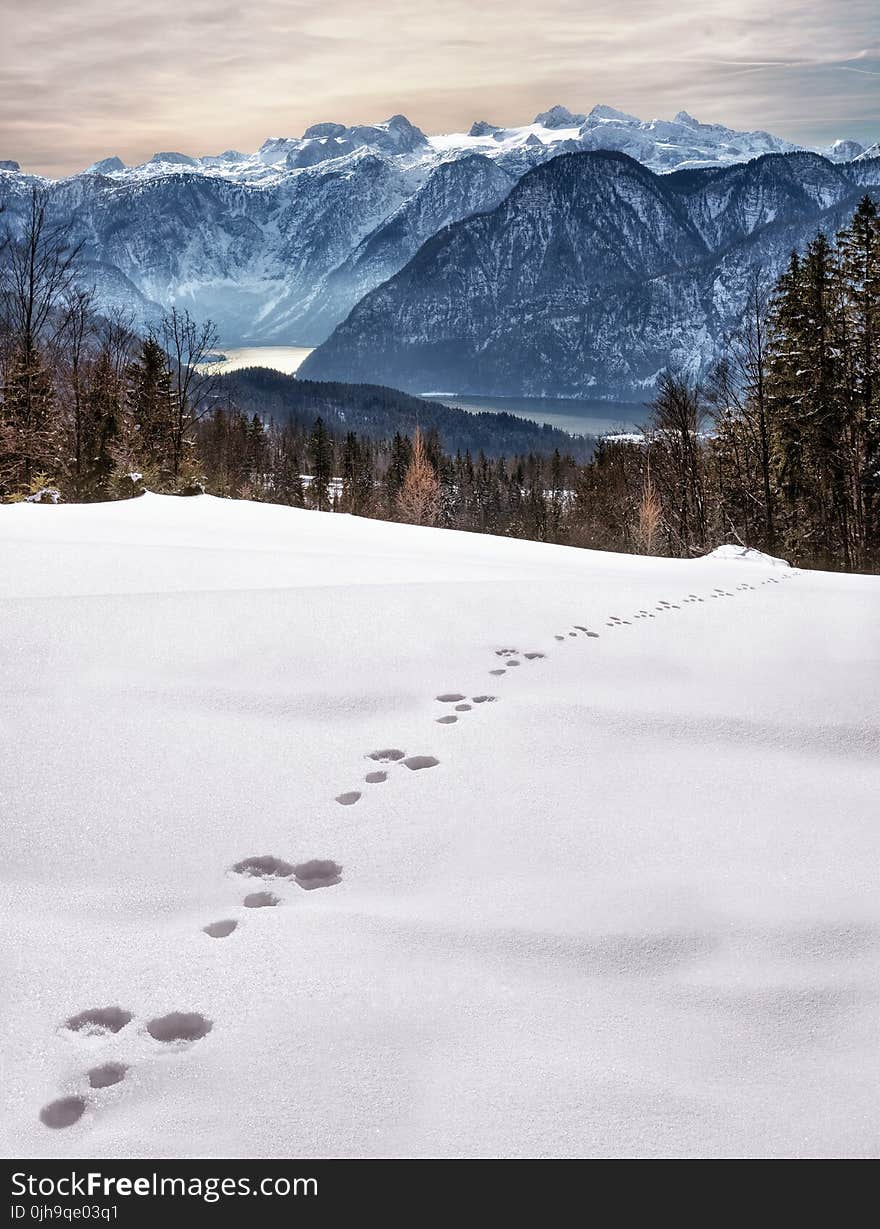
[{"x1": 1, "y1": 494, "x2": 879, "y2": 1157}]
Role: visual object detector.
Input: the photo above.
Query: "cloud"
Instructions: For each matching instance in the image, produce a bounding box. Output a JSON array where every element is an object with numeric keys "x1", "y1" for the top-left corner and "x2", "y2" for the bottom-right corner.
[{"x1": 1, "y1": 0, "x2": 877, "y2": 174}]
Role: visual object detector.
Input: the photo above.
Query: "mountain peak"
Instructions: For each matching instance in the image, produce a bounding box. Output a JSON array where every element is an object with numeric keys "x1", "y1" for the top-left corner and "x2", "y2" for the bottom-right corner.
[
  {"x1": 302, "y1": 122, "x2": 347, "y2": 139},
  {"x1": 86, "y1": 156, "x2": 125, "y2": 175},
  {"x1": 147, "y1": 151, "x2": 197, "y2": 166},
  {"x1": 822, "y1": 138, "x2": 866, "y2": 162},
  {"x1": 585, "y1": 104, "x2": 640, "y2": 124},
  {"x1": 673, "y1": 110, "x2": 700, "y2": 127},
  {"x1": 534, "y1": 105, "x2": 586, "y2": 129}
]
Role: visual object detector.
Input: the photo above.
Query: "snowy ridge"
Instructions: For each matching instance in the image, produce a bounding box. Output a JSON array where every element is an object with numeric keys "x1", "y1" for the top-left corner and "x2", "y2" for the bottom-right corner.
[
  {"x1": 3, "y1": 104, "x2": 868, "y2": 184},
  {"x1": 704, "y1": 545, "x2": 791, "y2": 567},
  {"x1": 2, "y1": 495, "x2": 879, "y2": 1157}
]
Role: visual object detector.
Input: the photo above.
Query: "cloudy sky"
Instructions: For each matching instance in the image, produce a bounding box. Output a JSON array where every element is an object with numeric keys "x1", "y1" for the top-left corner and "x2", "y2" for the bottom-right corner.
[{"x1": 2, "y1": 0, "x2": 878, "y2": 175}]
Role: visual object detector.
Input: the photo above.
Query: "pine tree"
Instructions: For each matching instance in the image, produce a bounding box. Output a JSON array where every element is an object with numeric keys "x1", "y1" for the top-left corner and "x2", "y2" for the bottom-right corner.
[
  {"x1": 0, "y1": 345, "x2": 60, "y2": 494},
  {"x1": 81, "y1": 349, "x2": 120, "y2": 499},
  {"x1": 339, "y1": 430, "x2": 375, "y2": 515},
  {"x1": 836, "y1": 196, "x2": 880, "y2": 562},
  {"x1": 308, "y1": 416, "x2": 333, "y2": 511},
  {"x1": 271, "y1": 424, "x2": 305, "y2": 507},
  {"x1": 766, "y1": 234, "x2": 853, "y2": 564},
  {"x1": 127, "y1": 337, "x2": 173, "y2": 476},
  {"x1": 385, "y1": 432, "x2": 411, "y2": 517}
]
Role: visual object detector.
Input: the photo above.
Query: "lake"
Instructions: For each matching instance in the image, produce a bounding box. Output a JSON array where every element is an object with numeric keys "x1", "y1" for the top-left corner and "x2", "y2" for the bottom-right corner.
[
  {"x1": 201, "y1": 345, "x2": 315, "y2": 375},
  {"x1": 203, "y1": 347, "x2": 645, "y2": 435},
  {"x1": 425, "y1": 393, "x2": 645, "y2": 436}
]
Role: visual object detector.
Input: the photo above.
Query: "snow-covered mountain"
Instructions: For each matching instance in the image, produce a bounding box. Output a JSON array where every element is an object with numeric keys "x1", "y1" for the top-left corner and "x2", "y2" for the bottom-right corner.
[
  {"x1": 0, "y1": 106, "x2": 872, "y2": 348},
  {"x1": 300, "y1": 150, "x2": 880, "y2": 399},
  {"x1": 3, "y1": 494, "x2": 879, "y2": 1157},
  {"x1": 8, "y1": 104, "x2": 867, "y2": 185}
]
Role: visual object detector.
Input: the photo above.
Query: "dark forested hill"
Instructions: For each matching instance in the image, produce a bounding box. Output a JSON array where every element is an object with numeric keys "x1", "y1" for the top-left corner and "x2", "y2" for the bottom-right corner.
[{"x1": 216, "y1": 369, "x2": 594, "y2": 459}]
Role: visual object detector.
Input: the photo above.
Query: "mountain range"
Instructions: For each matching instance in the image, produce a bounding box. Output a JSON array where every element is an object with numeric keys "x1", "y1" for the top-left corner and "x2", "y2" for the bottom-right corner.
[{"x1": 1, "y1": 105, "x2": 878, "y2": 399}]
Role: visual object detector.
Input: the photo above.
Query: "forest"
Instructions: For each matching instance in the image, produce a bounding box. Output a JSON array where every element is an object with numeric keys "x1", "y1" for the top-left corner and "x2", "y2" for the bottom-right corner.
[{"x1": 2, "y1": 189, "x2": 878, "y2": 573}]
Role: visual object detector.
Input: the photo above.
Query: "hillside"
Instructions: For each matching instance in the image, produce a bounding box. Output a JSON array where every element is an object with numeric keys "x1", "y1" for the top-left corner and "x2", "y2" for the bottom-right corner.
[{"x1": 216, "y1": 369, "x2": 596, "y2": 458}]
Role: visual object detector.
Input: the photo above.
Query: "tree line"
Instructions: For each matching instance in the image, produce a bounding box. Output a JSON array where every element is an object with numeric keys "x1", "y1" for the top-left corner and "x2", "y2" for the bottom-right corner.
[{"x1": 2, "y1": 188, "x2": 878, "y2": 572}]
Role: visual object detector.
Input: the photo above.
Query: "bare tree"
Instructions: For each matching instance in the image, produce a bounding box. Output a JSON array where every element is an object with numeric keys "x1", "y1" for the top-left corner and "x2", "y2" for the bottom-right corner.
[
  {"x1": 0, "y1": 189, "x2": 84, "y2": 488},
  {"x1": 636, "y1": 455, "x2": 663, "y2": 554},
  {"x1": 152, "y1": 307, "x2": 219, "y2": 476},
  {"x1": 1, "y1": 189, "x2": 83, "y2": 357},
  {"x1": 647, "y1": 371, "x2": 710, "y2": 555},
  {"x1": 707, "y1": 269, "x2": 776, "y2": 551},
  {"x1": 56, "y1": 287, "x2": 96, "y2": 493},
  {"x1": 397, "y1": 426, "x2": 440, "y2": 526}
]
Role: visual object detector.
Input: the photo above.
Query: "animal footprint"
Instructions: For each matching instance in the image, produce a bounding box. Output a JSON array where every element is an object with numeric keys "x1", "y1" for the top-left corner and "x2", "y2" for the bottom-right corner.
[
  {"x1": 232, "y1": 855, "x2": 294, "y2": 879},
  {"x1": 43, "y1": 1005, "x2": 210, "y2": 1130},
  {"x1": 489, "y1": 668, "x2": 506, "y2": 675},
  {"x1": 403, "y1": 755, "x2": 439, "y2": 771},
  {"x1": 87, "y1": 1063, "x2": 127, "y2": 1089},
  {"x1": 524, "y1": 652, "x2": 544, "y2": 660},
  {"x1": 436, "y1": 715, "x2": 457, "y2": 724},
  {"x1": 40, "y1": 1097, "x2": 86, "y2": 1129},
  {"x1": 243, "y1": 891, "x2": 280, "y2": 908},
  {"x1": 146, "y1": 1012, "x2": 212, "y2": 1043},
  {"x1": 367, "y1": 748, "x2": 405, "y2": 762},
  {"x1": 65, "y1": 1007, "x2": 133, "y2": 1036},
  {"x1": 294, "y1": 860, "x2": 342, "y2": 890},
  {"x1": 203, "y1": 919, "x2": 237, "y2": 939},
  {"x1": 365, "y1": 770, "x2": 387, "y2": 783},
  {"x1": 336, "y1": 791, "x2": 361, "y2": 806},
  {"x1": 471, "y1": 695, "x2": 496, "y2": 703},
  {"x1": 436, "y1": 693, "x2": 465, "y2": 702}
]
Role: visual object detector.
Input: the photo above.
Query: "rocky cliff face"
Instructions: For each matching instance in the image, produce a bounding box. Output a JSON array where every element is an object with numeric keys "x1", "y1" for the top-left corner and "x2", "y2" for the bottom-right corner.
[
  {"x1": 0, "y1": 147, "x2": 514, "y2": 345},
  {"x1": 299, "y1": 151, "x2": 880, "y2": 399},
  {"x1": 0, "y1": 151, "x2": 430, "y2": 343}
]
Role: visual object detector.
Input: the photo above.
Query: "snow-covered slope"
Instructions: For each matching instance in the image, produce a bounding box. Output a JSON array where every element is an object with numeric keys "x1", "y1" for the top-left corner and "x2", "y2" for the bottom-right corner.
[
  {"x1": 7, "y1": 104, "x2": 857, "y2": 186},
  {"x1": 2, "y1": 495, "x2": 879, "y2": 1158}
]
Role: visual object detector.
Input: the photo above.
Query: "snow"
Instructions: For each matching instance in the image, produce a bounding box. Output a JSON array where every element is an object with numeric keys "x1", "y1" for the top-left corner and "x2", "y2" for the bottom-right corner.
[
  {"x1": 705, "y1": 545, "x2": 791, "y2": 567},
  {"x1": 2, "y1": 494, "x2": 879, "y2": 1158},
  {"x1": 13, "y1": 104, "x2": 840, "y2": 186}
]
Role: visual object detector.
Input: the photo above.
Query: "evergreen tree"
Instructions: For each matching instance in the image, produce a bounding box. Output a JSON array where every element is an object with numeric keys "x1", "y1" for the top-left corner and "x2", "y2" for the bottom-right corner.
[
  {"x1": 385, "y1": 432, "x2": 411, "y2": 517},
  {"x1": 127, "y1": 337, "x2": 173, "y2": 474},
  {"x1": 308, "y1": 416, "x2": 333, "y2": 510},
  {"x1": 836, "y1": 196, "x2": 880, "y2": 561},
  {"x1": 80, "y1": 349, "x2": 120, "y2": 499}
]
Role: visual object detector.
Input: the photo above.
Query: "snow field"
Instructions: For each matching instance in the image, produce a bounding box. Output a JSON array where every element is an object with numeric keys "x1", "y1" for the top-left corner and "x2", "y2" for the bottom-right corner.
[{"x1": 1, "y1": 494, "x2": 878, "y2": 1157}]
